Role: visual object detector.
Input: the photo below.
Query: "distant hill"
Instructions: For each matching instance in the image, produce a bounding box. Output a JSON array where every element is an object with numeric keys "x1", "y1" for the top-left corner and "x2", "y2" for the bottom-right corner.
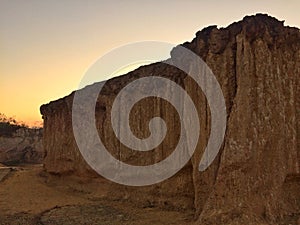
[{"x1": 0, "y1": 113, "x2": 44, "y2": 165}]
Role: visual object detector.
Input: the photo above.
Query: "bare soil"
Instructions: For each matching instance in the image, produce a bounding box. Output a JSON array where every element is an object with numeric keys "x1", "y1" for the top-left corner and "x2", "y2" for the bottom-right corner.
[{"x1": 0, "y1": 165, "x2": 194, "y2": 224}]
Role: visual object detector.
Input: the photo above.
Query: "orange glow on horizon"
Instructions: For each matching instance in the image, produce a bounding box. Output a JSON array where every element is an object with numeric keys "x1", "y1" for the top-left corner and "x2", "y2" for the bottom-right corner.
[{"x1": 1, "y1": 1, "x2": 299, "y2": 125}]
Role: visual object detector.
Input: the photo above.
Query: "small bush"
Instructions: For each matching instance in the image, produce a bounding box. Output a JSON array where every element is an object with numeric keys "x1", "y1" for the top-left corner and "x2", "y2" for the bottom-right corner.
[
  {"x1": 0, "y1": 113, "x2": 29, "y2": 137},
  {"x1": 0, "y1": 122, "x2": 23, "y2": 137}
]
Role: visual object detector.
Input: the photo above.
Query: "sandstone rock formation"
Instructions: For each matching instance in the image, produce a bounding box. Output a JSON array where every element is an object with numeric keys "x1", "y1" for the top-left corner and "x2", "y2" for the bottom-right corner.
[
  {"x1": 40, "y1": 14, "x2": 300, "y2": 224},
  {"x1": 0, "y1": 127, "x2": 43, "y2": 165}
]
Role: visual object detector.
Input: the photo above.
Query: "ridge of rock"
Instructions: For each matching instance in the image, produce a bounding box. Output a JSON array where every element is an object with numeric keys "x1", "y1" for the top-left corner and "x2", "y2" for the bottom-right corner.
[{"x1": 40, "y1": 14, "x2": 300, "y2": 224}]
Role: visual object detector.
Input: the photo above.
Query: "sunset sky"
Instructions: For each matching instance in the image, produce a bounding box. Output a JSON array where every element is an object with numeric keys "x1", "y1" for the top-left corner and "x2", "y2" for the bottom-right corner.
[{"x1": 1, "y1": 0, "x2": 299, "y2": 126}]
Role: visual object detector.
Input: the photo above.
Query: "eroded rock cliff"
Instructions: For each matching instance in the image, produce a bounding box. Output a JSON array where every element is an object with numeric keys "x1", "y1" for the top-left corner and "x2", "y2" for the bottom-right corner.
[
  {"x1": 0, "y1": 127, "x2": 43, "y2": 165},
  {"x1": 40, "y1": 14, "x2": 300, "y2": 224}
]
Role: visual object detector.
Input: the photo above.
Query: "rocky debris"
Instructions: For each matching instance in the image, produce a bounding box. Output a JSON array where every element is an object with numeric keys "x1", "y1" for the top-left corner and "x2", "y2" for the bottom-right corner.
[
  {"x1": 40, "y1": 14, "x2": 300, "y2": 224},
  {"x1": 39, "y1": 205, "x2": 128, "y2": 225},
  {"x1": 0, "y1": 213, "x2": 38, "y2": 225},
  {"x1": 0, "y1": 203, "x2": 190, "y2": 225},
  {"x1": 0, "y1": 127, "x2": 43, "y2": 165}
]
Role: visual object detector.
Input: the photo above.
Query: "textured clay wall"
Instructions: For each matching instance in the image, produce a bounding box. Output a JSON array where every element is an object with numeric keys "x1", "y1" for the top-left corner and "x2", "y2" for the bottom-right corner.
[{"x1": 40, "y1": 14, "x2": 300, "y2": 224}]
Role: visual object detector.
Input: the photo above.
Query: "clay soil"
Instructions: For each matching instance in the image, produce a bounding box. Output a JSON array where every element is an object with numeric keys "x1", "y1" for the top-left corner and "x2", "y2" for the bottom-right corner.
[{"x1": 0, "y1": 164, "x2": 194, "y2": 225}]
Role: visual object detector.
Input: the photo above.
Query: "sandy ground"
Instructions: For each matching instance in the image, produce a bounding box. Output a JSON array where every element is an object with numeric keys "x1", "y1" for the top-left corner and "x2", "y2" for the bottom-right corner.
[
  {"x1": 0, "y1": 165, "x2": 194, "y2": 224},
  {"x1": 0, "y1": 167, "x2": 11, "y2": 182}
]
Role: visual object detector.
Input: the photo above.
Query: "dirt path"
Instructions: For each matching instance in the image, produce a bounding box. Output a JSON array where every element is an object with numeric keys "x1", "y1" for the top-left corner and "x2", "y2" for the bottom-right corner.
[{"x1": 0, "y1": 165, "x2": 194, "y2": 224}]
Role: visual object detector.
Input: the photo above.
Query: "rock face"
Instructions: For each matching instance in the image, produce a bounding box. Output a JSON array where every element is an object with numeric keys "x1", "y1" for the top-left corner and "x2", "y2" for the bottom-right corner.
[
  {"x1": 0, "y1": 127, "x2": 43, "y2": 165},
  {"x1": 40, "y1": 14, "x2": 300, "y2": 224}
]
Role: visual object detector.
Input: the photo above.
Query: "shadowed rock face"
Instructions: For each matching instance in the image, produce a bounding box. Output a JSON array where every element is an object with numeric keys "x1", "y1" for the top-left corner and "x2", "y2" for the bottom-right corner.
[
  {"x1": 40, "y1": 14, "x2": 300, "y2": 224},
  {"x1": 0, "y1": 128, "x2": 43, "y2": 165}
]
